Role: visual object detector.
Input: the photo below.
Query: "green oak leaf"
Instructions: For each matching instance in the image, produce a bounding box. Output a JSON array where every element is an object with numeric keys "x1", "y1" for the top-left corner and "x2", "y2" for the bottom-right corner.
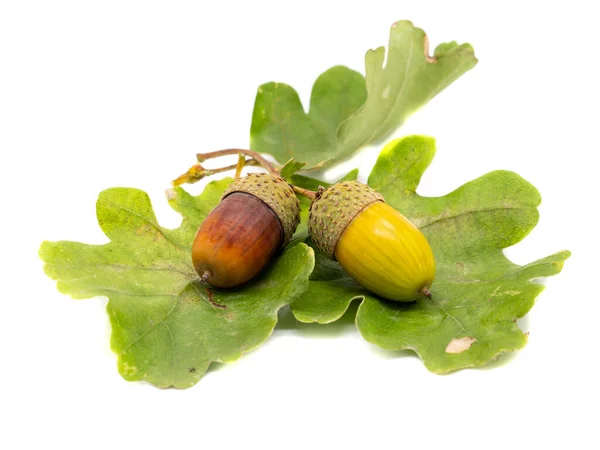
[
  {"x1": 280, "y1": 158, "x2": 307, "y2": 180},
  {"x1": 290, "y1": 136, "x2": 570, "y2": 373},
  {"x1": 250, "y1": 20, "x2": 477, "y2": 170},
  {"x1": 40, "y1": 179, "x2": 314, "y2": 388}
]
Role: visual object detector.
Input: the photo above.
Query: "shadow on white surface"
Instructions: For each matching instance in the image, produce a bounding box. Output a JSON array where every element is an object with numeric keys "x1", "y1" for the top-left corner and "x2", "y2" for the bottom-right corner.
[{"x1": 274, "y1": 299, "x2": 532, "y2": 372}]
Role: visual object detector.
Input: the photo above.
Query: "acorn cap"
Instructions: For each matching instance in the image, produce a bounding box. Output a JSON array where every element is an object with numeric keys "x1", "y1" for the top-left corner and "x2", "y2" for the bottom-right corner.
[
  {"x1": 308, "y1": 181, "x2": 384, "y2": 259},
  {"x1": 222, "y1": 173, "x2": 300, "y2": 247}
]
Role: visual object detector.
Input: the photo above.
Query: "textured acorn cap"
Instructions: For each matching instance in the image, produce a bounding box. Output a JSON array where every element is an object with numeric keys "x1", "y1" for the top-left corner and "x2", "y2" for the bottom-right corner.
[
  {"x1": 222, "y1": 173, "x2": 300, "y2": 247},
  {"x1": 308, "y1": 181, "x2": 384, "y2": 259}
]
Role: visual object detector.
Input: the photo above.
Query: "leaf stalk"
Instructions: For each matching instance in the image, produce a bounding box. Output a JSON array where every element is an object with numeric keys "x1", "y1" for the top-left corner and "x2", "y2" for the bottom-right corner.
[{"x1": 197, "y1": 148, "x2": 280, "y2": 177}]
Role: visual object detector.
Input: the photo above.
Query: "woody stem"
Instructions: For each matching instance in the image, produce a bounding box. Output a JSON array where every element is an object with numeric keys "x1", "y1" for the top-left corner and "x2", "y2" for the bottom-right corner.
[
  {"x1": 234, "y1": 154, "x2": 246, "y2": 178},
  {"x1": 172, "y1": 159, "x2": 259, "y2": 186},
  {"x1": 197, "y1": 149, "x2": 280, "y2": 177},
  {"x1": 292, "y1": 185, "x2": 317, "y2": 200}
]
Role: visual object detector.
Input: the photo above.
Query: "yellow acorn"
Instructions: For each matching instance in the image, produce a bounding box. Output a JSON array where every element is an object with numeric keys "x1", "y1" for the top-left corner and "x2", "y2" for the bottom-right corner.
[{"x1": 308, "y1": 181, "x2": 435, "y2": 301}]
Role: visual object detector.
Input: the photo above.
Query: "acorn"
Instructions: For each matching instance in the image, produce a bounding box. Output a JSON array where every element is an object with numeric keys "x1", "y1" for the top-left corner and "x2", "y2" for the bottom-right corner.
[
  {"x1": 308, "y1": 181, "x2": 435, "y2": 301},
  {"x1": 192, "y1": 173, "x2": 300, "y2": 288}
]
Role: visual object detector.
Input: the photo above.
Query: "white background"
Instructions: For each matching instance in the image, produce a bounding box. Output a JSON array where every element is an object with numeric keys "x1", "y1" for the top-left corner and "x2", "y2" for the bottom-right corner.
[{"x1": 1, "y1": 1, "x2": 598, "y2": 449}]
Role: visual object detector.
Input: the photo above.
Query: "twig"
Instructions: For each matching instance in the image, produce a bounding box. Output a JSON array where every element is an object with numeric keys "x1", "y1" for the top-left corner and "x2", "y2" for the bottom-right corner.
[
  {"x1": 293, "y1": 185, "x2": 317, "y2": 200},
  {"x1": 197, "y1": 148, "x2": 280, "y2": 177},
  {"x1": 235, "y1": 153, "x2": 245, "y2": 179},
  {"x1": 172, "y1": 159, "x2": 258, "y2": 186}
]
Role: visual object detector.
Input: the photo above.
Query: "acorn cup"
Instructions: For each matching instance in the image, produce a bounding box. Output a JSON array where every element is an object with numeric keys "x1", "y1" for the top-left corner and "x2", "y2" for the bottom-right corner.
[
  {"x1": 191, "y1": 173, "x2": 301, "y2": 288},
  {"x1": 308, "y1": 181, "x2": 436, "y2": 301}
]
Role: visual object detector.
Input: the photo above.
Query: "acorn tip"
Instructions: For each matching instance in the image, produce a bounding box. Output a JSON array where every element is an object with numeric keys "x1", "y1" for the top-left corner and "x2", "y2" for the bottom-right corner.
[
  {"x1": 420, "y1": 286, "x2": 432, "y2": 299},
  {"x1": 200, "y1": 271, "x2": 211, "y2": 284}
]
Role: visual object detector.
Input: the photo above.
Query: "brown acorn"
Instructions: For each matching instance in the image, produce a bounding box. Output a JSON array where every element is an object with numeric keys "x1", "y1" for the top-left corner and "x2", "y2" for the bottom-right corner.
[{"x1": 192, "y1": 173, "x2": 300, "y2": 288}]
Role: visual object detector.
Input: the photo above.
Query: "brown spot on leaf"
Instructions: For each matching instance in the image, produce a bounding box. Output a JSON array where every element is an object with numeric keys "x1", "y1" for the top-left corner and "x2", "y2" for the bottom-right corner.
[
  {"x1": 165, "y1": 188, "x2": 177, "y2": 200},
  {"x1": 205, "y1": 288, "x2": 227, "y2": 310},
  {"x1": 445, "y1": 337, "x2": 476, "y2": 354},
  {"x1": 424, "y1": 35, "x2": 437, "y2": 63}
]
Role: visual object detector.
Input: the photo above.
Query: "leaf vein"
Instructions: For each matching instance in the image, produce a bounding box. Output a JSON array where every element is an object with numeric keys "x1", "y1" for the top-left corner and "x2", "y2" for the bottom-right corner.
[
  {"x1": 366, "y1": 35, "x2": 414, "y2": 144},
  {"x1": 119, "y1": 295, "x2": 181, "y2": 354},
  {"x1": 417, "y1": 205, "x2": 534, "y2": 229},
  {"x1": 105, "y1": 201, "x2": 189, "y2": 252}
]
